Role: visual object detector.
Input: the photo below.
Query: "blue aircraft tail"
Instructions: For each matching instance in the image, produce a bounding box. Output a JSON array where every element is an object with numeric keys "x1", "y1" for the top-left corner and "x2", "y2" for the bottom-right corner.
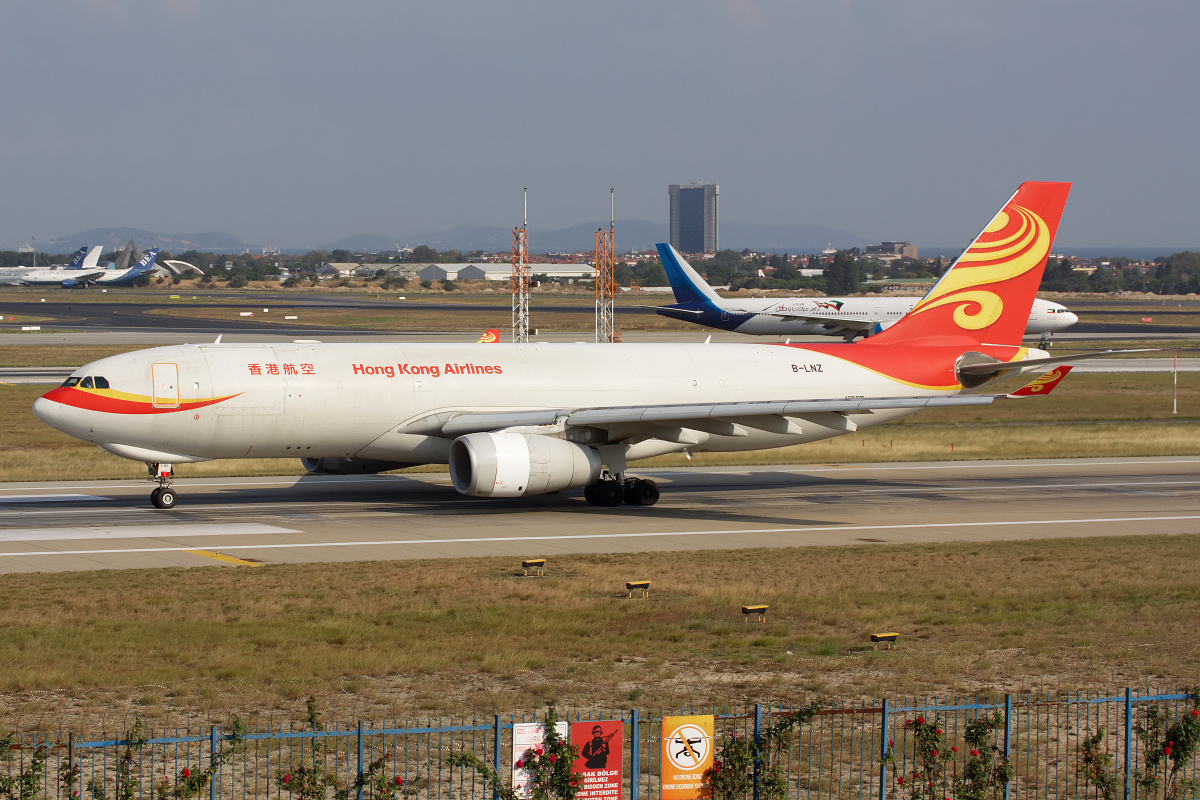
[
  {"x1": 655, "y1": 243, "x2": 724, "y2": 307},
  {"x1": 132, "y1": 247, "x2": 159, "y2": 274},
  {"x1": 65, "y1": 247, "x2": 89, "y2": 269}
]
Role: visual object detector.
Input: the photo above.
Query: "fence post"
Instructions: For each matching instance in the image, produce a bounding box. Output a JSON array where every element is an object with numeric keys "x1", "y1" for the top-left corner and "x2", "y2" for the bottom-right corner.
[
  {"x1": 752, "y1": 703, "x2": 763, "y2": 800},
  {"x1": 209, "y1": 726, "x2": 218, "y2": 800},
  {"x1": 494, "y1": 715, "x2": 503, "y2": 800},
  {"x1": 357, "y1": 721, "x2": 365, "y2": 800},
  {"x1": 1003, "y1": 695, "x2": 1012, "y2": 800},
  {"x1": 879, "y1": 699, "x2": 889, "y2": 800},
  {"x1": 1124, "y1": 688, "x2": 1133, "y2": 800},
  {"x1": 630, "y1": 710, "x2": 640, "y2": 800}
]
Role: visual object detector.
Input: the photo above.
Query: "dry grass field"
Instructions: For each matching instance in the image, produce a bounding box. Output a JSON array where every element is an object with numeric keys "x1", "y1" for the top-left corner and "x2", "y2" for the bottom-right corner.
[{"x1": 2, "y1": 534, "x2": 1199, "y2": 734}]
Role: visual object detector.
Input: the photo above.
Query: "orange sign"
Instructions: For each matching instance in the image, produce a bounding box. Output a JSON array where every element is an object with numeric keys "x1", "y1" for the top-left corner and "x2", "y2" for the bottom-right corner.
[{"x1": 660, "y1": 715, "x2": 713, "y2": 800}]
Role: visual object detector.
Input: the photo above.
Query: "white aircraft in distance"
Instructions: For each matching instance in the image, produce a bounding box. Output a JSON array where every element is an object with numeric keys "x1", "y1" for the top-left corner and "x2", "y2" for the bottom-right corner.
[
  {"x1": 33, "y1": 182, "x2": 1146, "y2": 510},
  {"x1": 0, "y1": 246, "x2": 100, "y2": 286},
  {"x1": 17, "y1": 248, "x2": 160, "y2": 287},
  {"x1": 649, "y1": 243, "x2": 1079, "y2": 343}
]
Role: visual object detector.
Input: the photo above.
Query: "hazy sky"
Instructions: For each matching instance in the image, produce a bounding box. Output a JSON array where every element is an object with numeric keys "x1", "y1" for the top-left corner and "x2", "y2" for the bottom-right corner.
[{"x1": 3, "y1": 1, "x2": 1197, "y2": 250}]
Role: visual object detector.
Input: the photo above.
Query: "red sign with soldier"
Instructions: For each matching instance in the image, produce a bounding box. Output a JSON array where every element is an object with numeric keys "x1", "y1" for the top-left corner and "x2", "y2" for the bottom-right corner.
[{"x1": 570, "y1": 720, "x2": 623, "y2": 800}]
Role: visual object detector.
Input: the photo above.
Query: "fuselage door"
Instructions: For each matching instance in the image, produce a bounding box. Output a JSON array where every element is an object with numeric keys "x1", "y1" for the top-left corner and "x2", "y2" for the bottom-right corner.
[{"x1": 151, "y1": 362, "x2": 180, "y2": 408}]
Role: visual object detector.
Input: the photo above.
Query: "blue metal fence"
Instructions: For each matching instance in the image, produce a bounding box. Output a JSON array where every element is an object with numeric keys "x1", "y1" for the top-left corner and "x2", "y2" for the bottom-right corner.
[{"x1": 4, "y1": 689, "x2": 1197, "y2": 800}]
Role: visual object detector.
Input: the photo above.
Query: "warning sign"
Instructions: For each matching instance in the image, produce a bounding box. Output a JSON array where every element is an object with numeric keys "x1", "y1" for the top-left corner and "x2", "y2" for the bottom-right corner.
[
  {"x1": 660, "y1": 715, "x2": 713, "y2": 800},
  {"x1": 512, "y1": 721, "x2": 569, "y2": 799},
  {"x1": 570, "y1": 720, "x2": 623, "y2": 800}
]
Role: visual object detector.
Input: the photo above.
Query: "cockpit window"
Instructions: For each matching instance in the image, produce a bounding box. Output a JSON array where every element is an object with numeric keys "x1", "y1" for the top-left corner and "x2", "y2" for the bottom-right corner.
[
  {"x1": 80, "y1": 377, "x2": 94, "y2": 389},
  {"x1": 61, "y1": 377, "x2": 81, "y2": 388},
  {"x1": 93, "y1": 376, "x2": 110, "y2": 389}
]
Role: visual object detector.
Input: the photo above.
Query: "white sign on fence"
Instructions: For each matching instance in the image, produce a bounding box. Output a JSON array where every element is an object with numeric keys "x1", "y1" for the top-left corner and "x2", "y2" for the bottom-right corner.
[{"x1": 511, "y1": 721, "x2": 569, "y2": 799}]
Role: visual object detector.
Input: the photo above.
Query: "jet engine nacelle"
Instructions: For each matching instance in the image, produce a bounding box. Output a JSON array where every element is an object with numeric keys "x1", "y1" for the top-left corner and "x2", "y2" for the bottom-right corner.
[
  {"x1": 301, "y1": 457, "x2": 415, "y2": 475},
  {"x1": 449, "y1": 432, "x2": 602, "y2": 498}
]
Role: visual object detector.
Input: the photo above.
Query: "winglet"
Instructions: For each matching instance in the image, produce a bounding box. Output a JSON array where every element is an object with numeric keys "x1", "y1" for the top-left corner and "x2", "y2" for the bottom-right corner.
[
  {"x1": 477, "y1": 328, "x2": 500, "y2": 343},
  {"x1": 1007, "y1": 365, "x2": 1073, "y2": 397}
]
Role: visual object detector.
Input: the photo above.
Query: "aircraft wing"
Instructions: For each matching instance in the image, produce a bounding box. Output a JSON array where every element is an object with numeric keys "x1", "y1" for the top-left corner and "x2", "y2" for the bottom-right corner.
[
  {"x1": 422, "y1": 367, "x2": 1071, "y2": 439},
  {"x1": 764, "y1": 311, "x2": 874, "y2": 331}
]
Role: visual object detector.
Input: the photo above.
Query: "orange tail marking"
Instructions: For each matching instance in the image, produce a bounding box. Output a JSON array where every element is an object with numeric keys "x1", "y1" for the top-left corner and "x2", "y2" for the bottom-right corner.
[
  {"x1": 477, "y1": 328, "x2": 500, "y2": 343},
  {"x1": 866, "y1": 182, "x2": 1072, "y2": 346}
]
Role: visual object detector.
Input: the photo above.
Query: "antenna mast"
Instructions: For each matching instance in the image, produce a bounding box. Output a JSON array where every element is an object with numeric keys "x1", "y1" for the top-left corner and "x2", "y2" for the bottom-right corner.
[
  {"x1": 512, "y1": 188, "x2": 530, "y2": 343},
  {"x1": 595, "y1": 189, "x2": 617, "y2": 342}
]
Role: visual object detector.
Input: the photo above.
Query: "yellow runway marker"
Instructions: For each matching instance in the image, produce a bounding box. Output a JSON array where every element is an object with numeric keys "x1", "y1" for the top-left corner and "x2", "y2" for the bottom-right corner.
[{"x1": 185, "y1": 550, "x2": 262, "y2": 567}]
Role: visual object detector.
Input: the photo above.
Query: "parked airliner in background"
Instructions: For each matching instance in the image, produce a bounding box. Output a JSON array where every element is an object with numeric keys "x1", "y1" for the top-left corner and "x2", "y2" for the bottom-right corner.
[
  {"x1": 650, "y1": 243, "x2": 1078, "y2": 342},
  {"x1": 15, "y1": 248, "x2": 159, "y2": 287},
  {"x1": 0, "y1": 246, "x2": 98, "y2": 286},
  {"x1": 34, "y1": 182, "x2": 1141, "y2": 510}
]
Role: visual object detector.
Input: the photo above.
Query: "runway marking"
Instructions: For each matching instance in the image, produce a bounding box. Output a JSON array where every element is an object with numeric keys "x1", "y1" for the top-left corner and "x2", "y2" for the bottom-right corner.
[
  {"x1": 1, "y1": 514, "x2": 1197, "y2": 558},
  {"x1": 1, "y1": 458, "x2": 1198, "y2": 494},
  {"x1": 0, "y1": 494, "x2": 112, "y2": 503},
  {"x1": 2, "y1": 478, "x2": 1197, "y2": 522},
  {"x1": 185, "y1": 550, "x2": 263, "y2": 567},
  {"x1": 0, "y1": 523, "x2": 298, "y2": 543}
]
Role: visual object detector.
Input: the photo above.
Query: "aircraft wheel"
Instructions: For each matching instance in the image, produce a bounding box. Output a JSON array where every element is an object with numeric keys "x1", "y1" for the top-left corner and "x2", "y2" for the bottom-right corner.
[
  {"x1": 584, "y1": 481, "x2": 623, "y2": 507},
  {"x1": 151, "y1": 487, "x2": 178, "y2": 509},
  {"x1": 624, "y1": 479, "x2": 660, "y2": 506}
]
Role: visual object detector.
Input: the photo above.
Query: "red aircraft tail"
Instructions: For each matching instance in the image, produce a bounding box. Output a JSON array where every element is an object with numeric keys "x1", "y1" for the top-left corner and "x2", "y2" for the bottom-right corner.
[{"x1": 866, "y1": 182, "x2": 1072, "y2": 347}]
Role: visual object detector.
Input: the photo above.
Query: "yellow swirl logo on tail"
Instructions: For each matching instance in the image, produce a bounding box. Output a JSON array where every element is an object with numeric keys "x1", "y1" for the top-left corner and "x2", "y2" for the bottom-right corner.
[
  {"x1": 477, "y1": 329, "x2": 500, "y2": 344},
  {"x1": 908, "y1": 204, "x2": 1051, "y2": 331}
]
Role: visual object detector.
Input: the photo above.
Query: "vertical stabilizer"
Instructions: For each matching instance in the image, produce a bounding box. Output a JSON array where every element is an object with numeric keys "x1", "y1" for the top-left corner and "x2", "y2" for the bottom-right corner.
[
  {"x1": 655, "y1": 243, "x2": 723, "y2": 306},
  {"x1": 66, "y1": 247, "x2": 89, "y2": 269},
  {"x1": 865, "y1": 181, "x2": 1071, "y2": 347}
]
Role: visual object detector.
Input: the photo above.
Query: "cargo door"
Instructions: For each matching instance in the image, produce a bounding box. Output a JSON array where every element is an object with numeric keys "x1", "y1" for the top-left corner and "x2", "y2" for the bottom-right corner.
[{"x1": 151, "y1": 363, "x2": 179, "y2": 409}]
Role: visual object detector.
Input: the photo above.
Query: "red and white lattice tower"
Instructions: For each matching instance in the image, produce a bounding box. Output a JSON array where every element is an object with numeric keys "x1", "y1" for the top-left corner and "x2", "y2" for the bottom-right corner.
[
  {"x1": 512, "y1": 189, "x2": 530, "y2": 343},
  {"x1": 594, "y1": 189, "x2": 617, "y2": 343}
]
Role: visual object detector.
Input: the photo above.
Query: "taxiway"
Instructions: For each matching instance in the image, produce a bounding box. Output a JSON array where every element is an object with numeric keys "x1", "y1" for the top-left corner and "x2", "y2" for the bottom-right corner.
[{"x1": 0, "y1": 457, "x2": 1196, "y2": 573}]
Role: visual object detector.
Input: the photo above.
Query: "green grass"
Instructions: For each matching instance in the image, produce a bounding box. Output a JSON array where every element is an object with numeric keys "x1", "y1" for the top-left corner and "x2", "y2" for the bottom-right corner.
[{"x1": 2, "y1": 535, "x2": 1200, "y2": 731}]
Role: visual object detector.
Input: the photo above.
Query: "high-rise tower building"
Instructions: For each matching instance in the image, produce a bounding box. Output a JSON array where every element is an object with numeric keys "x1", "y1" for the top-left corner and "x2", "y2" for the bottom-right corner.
[{"x1": 668, "y1": 183, "x2": 719, "y2": 253}]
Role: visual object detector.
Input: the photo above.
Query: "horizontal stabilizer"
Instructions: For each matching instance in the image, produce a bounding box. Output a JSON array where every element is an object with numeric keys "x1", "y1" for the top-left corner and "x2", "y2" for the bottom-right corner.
[
  {"x1": 957, "y1": 348, "x2": 1157, "y2": 375},
  {"x1": 1007, "y1": 365, "x2": 1072, "y2": 397}
]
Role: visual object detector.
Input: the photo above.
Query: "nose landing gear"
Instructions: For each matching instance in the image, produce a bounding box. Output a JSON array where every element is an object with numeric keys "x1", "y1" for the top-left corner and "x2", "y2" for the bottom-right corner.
[{"x1": 147, "y1": 462, "x2": 178, "y2": 509}]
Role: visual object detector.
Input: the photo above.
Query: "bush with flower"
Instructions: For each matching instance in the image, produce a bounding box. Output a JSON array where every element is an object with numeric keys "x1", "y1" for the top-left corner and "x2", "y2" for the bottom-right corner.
[
  {"x1": 882, "y1": 712, "x2": 1011, "y2": 800},
  {"x1": 446, "y1": 708, "x2": 580, "y2": 800},
  {"x1": 1080, "y1": 692, "x2": 1200, "y2": 800},
  {"x1": 274, "y1": 698, "x2": 403, "y2": 800},
  {"x1": 705, "y1": 705, "x2": 818, "y2": 800}
]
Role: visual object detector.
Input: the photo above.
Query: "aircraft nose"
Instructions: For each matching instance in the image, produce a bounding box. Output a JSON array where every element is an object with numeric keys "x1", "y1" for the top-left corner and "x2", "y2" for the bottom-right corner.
[
  {"x1": 1060, "y1": 311, "x2": 1079, "y2": 328},
  {"x1": 32, "y1": 395, "x2": 60, "y2": 428}
]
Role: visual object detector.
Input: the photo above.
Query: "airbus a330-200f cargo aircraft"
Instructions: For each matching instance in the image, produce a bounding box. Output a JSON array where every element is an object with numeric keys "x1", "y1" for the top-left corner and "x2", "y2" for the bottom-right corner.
[
  {"x1": 36, "y1": 182, "x2": 1123, "y2": 510},
  {"x1": 649, "y1": 243, "x2": 1079, "y2": 342}
]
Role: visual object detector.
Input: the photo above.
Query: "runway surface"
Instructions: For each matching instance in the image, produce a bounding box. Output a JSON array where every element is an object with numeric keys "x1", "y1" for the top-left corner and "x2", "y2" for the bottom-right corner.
[{"x1": 1, "y1": 456, "x2": 1197, "y2": 573}]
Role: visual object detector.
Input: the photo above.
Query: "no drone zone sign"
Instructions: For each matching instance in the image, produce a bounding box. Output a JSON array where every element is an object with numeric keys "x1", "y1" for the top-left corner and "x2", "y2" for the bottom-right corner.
[{"x1": 660, "y1": 715, "x2": 714, "y2": 800}]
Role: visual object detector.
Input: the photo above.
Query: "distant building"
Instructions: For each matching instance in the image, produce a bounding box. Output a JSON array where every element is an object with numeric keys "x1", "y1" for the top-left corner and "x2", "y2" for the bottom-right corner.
[
  {"x1": 669, "y1": 183, "x2": 719, "y2": 254},
  {"x1": 865, "y1": 241, "x2": 918, "y2": 259}
]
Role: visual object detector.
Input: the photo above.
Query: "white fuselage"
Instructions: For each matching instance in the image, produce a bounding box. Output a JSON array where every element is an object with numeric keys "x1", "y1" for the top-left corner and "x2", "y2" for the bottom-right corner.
[
  {"x1": 712, "y1": 296, "x2": 1076, "y2": 336},
  {"x1": 35, "y1": 342, "x2": 954, "y2": 466}
]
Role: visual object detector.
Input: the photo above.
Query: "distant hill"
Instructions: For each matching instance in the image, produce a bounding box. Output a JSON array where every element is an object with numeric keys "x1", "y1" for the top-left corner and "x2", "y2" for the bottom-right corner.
[
  {"x1": 322, "y1": 219, "x2": 868, "y2": 255},
  {"x1": 43, "y1": 228, "x2": 247, "y2": 254},
  {"x1": 39, "y1": 220, "x2": 870, "y2": 258}
]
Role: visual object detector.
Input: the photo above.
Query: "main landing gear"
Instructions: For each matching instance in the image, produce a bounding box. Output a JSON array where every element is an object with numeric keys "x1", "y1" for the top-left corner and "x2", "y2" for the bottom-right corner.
[
  {"x1": 147, "y1": 462, "x2": 178, "y2": 509},
  {"x1": 584, "y1": 475, "x2": 660, "y2": 507}
]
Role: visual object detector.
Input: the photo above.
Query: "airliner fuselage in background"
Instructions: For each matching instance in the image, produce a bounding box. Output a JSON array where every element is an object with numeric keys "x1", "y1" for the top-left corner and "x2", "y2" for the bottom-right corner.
[
  {"x1": 37, "y1": 182, "x2": 1117, "y2": 510},
  {"x1": 651, "y1": 244, "x2": 1078, "y2": 340}
]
